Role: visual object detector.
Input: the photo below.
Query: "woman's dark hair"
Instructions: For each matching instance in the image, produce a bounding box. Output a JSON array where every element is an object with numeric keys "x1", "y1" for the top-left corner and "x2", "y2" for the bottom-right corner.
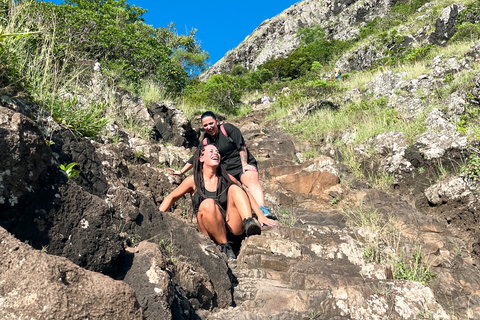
[
  {"x1": 192, "y1": 144, "x2": 236, "y2": 217},
  {"x1": 200, "y1": 111, "x2": 217, "y2": 120}
]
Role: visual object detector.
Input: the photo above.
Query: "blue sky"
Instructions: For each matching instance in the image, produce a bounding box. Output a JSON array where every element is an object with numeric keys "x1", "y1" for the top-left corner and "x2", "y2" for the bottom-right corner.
[{"x1": 51, "y1": 0, "x2": 299, "y2": 68}]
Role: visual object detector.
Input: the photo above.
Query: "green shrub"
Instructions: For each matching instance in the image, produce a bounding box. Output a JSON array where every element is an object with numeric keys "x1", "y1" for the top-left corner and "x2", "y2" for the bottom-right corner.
[
  {"x1": 231, "y1": 64, "x2": 247, "y2": 76},
  {"x1": 462, "y1": 153, "x2": 480, "y2": 181},
  {"x1": 450, "y1": 22, "x2": 480, "y2": 42},
  {"x1": 457, "y1": 2, "x2": 480, "y2": 25},
  {"x1": 203, "y1": 74, "x2": 243, "y2": 111},
  {"x1": 48, "y1": 95, "x2": 109, "y2": 137},
  {"x1": 13, "y1": 0, "x2": 207, "y2": 93}
]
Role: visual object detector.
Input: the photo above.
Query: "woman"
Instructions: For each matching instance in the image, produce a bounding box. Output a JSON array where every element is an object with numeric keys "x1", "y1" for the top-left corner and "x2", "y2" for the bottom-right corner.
[
  {"x1": 160, "y1": 144, "x2": 276, "y2": 259},
  {"x1": 170, "y1": 111, "x2": 274, "y2": 218}
]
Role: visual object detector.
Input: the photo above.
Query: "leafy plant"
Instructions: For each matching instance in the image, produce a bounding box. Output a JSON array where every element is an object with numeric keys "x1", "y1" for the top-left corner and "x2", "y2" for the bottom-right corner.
[
  {"x1": 60, "y1": 162, "x2": 80, "y2": 179},
  {"x1": 462, "y1": 153, "x2": 480, "y2": 181},
  {"x1": 393, "y1": 246, "x2": 436, "y2": 284}
]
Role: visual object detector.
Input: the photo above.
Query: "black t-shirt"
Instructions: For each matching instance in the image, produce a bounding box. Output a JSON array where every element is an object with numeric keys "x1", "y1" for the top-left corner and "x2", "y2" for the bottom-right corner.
[{"x1": 188, "y1": 123, "x2": 257, "y2": 177}]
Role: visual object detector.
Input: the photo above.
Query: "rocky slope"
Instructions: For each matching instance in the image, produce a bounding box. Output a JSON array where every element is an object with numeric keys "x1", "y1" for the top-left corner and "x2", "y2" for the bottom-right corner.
[
  {"x1": 200, "y1": 0, "x2": 416, "y2": 80},
  {"x1": 2, "y1": 0, "x2": 480, "y2": 319},
  {"x1": 1, "y1": 86, "x2": 480, "y2": 318}
]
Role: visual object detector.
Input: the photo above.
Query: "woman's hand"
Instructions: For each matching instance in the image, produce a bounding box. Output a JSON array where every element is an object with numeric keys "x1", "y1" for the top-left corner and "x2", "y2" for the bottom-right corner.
[
  {"x1": 257, "y1": 214, "x2": 277, "y2": 227},
  {"x1": 168, "y1": 168, "x2": 183, "y2": 175},
  {"x1": 242, "y1": 164, "x2": 258, "y2": 173}
]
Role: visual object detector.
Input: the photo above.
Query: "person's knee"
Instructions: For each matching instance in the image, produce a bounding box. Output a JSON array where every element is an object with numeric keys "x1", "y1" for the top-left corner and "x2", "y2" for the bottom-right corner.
[
  {"x1": 240, "y1": 172, "x2": 260, "y2": 186},
  {"x1": 198, "y1": 199, "x2": 220, "y2": 219}
]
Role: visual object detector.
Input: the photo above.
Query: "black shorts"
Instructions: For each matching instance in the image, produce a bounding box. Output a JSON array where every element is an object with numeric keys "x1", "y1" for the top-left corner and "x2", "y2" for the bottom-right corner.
[{"x1": 231, "y1": 165, "x2": 258, "y2": 182}]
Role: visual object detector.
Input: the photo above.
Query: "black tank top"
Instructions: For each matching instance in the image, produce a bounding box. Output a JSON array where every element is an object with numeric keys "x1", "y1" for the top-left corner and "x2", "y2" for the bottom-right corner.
[{"x1": 192, "y1": 176, "x2": 230, "y2": 216}]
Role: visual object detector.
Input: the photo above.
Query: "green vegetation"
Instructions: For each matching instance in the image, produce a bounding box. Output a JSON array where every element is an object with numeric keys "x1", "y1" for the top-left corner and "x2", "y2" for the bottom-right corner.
[
  {"x1": 1, "y1": 0, "x2": 207, "y2": 138},
  {"x1": 462, "y1": 153, "x2": 480, "y2": 181},
  {"x1": 344, "y1": 206, "x2": 436, "y2": 284},
  {"x1": 274, "y1": 205, "x2": 297, "y2": 227},
  {"x1": 393, "y1": 246, "x2": 436, "y2": 284},
  {"x1": 60, "y1": 162, "x2": 80, "y2": 179}
]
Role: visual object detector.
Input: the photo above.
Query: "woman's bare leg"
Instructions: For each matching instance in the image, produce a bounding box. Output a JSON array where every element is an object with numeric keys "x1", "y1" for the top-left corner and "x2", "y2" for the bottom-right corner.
[
  {"x1": 197, "y1": 199, "x2": 227, "y2": 244},
  {"x1": 226, "y1": 184, "x2": 253, "y2": 236},
  {"x1": 240, "y1": 171, "x2": 265, "y2": 207}
]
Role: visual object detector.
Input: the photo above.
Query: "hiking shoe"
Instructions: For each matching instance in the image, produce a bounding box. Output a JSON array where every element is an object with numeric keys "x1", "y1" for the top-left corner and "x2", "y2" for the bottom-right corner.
[
  {"x1": 219, "y1": 242, "x2": 236, "y2": 260},
  {"x1": 260, "y1": 206, "x2": 277, "y2": 220},
  {"x1": 243, "y1": 217, "x2": 261, "y2": 237}
]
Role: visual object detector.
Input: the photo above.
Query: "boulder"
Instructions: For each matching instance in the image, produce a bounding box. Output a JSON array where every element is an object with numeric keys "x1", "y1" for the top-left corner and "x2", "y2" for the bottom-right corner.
[
  {"x1": 121, "y1": 93, "x2": 155, "y2": 128},
  {"x1": 429, "y1": 4, "x2": 459, "y2": 45},
  {"x1": 336, "y1": 44, "x2": 384, "y2": 73},
  {"x1": 0, "y1": 226, "x2": 143, "y2": 320},
  {"x1": 150, "y1": 100, "x2": 199, "y2": 148},
  {"x1": 123, "y1": 241, "x2": 174, "y2": 320}
]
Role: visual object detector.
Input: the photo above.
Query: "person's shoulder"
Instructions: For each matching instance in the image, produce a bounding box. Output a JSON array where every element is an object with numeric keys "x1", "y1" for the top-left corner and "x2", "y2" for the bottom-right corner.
[{"x1": 223, "y1": 122, "x2": 239, "y2": 132}]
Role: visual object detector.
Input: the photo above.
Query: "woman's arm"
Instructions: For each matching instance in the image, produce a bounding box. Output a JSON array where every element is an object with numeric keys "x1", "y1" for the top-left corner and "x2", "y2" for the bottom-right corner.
[
  {"x1": 159, "y1": 176, "x2": 195, "y2": 211},
  {"x1": 169, "y1": 162, "x2": 193, "y2": 176},
  {"x1": 227, "y1": 174, "x2": 276, "y2": 227},
  {"x1": 247, "y1": 189, "x2": 276, "y2": 227}
]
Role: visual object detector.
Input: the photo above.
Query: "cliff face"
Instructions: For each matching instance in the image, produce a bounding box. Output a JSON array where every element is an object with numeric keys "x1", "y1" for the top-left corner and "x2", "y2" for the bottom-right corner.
[{"x1": 200, "y1": 0, "x2": 395, "y2": 80}]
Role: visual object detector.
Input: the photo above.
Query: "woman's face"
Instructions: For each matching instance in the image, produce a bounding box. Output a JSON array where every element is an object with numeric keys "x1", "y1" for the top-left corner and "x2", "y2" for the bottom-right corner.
[
  {"x1": 201, "y1": 116, "x2": 219, "y2": 137},
  {"x1": 200, "y1": 145, "x2": 220, "y2": 166}
]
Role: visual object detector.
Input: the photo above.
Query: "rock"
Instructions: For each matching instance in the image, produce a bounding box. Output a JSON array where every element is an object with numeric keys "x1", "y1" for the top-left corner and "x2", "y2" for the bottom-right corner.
[
  {"x1": 123, "y1": 241, "x2": 174, "y2": 320},
  {"x1": 356, "y1": 131, "x2": 413, "y2": 175},
  {"x1": 471, "y1": 73, "x2": 480, "y2": 106},
  {"x1": 465, "y1": 41, "x2": 480, "y2": 62},
  {"x1": 424, "y1": 108, "x2": 456, "y2": 133},
  {"x1": 0, "y1": 226, "x2": 143, "y2": 320},
  {"x1": 429, "y1": 4, "x2": 459, "y2": 45},
  {"x1": 424, "y1": 176, "x2": 473, "y2": 206},
  {"x1": 150, "y1": 100, "x2": 199, "y2": 147},
  {"x1": 121, "y1": 93, "x2": 155, "y2": 128},
  {"x1": 443, "y1": 91, "x2": 465, "y2": 117},
  {"x1": 336, "y1": 44, "x2": 384, "y2": 73},
  {"x1": 367, "y1": 71, "x2": 407, "y2": 98},
  {"x1": 0, "y1": 106, "x2": 59, "y2": 215},
  {"x1": 429, "y1": 54, "x2": 462, "y2": 78},
  {"x1": 415, "y1": 131, "x2": 467, "y2": 160}
]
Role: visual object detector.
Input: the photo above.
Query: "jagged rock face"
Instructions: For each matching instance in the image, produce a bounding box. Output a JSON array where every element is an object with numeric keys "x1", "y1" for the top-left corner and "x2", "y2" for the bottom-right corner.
[
  {"x1": 471, "y1": 73, "x2": 480, "y2": 106},
  {"x1": 0, "y1": 226, "x2": 143, "y2": 319},
  {"x1": 0, "y1": 105, "x2": 59, "y2": 215},
  {"x1": 149, "y1": 100, "x2": 199, "y2": 148},
  {"x1": 336, "y1": 44, "x2": 385, "y2": 74},
  {"x1": 200, "y1": 0, "x2": 395, "y2": 80},
  {"x1": 123, "y1": 241, "x2": 174, "y2": 320},
  {"x1": 429, "y1": 4, "x2": 459, "y2": 45}
]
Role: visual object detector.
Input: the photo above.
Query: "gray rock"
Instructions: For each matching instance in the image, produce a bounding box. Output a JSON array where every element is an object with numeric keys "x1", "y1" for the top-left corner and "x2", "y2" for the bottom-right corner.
[
  {"x1": 336, "y1": 44, "x2": 384, "y2": 73},
  {"x1": 121, "y1": 93, "x2": 155, "y2": 128},
  {"x1": 415, "y1": 131, "x2": 468, "y2": 160},
  {"x1": 443, "y1": 91, "x2": 466, "y2": 117},
  {"x1": 424, "y1": 108, "x2": 456, "y2": 133},
  {"x1": 429, "y1": 4, "x2": 459, "y2": 45},
  {"x1": 429, "y1": 54, "x2": 462, "y2": 78},
  {"x1": 471, "y1": 73, "x2": 480, "y2": 106},
  {"x1": 0, "y1": 226, "x2": 143, "y2": 320},
  {"x1": 367, "y1": 71, "x2": 407, "y2": 98},
  {"x1": 425, "y1": 176, "x2": 473, "y2": 205},
  {"x1": 123, "y1": 241, "x2": 173, "y2": 320}
]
